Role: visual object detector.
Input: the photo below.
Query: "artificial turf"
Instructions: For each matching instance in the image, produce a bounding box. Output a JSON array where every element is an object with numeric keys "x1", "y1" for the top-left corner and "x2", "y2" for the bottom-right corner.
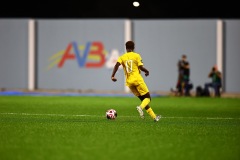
[{"x1": 0, "y1": 96, "x2": 239, "y2": 160}]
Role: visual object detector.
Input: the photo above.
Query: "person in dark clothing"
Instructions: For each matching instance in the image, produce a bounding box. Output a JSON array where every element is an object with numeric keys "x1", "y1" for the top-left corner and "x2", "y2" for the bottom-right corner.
[
  {"x1": 172, "y1": 54, "x2": 192, "y2": 96},
  {"x1": 178, "y1": 55, "x2": 191, "y2": 96},
  {"x1": 204, "y1": 65, "x2": 222, "y2": 97},
  {"x1": 175, "y1": 59, "x2": 184, "y2": 96}
]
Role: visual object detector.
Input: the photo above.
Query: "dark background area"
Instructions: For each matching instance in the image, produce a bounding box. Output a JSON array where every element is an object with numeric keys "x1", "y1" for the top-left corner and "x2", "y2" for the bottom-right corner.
[
  {"x1": 0, "y1": 0, "x2": 239, "y2": 19},
  {"x1": 0, "y1": 0, "x2": 240, "y2": 19}
]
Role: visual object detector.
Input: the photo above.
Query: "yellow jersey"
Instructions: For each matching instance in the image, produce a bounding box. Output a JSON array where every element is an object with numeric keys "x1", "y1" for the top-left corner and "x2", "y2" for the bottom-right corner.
[{"x1": 117, "y1": 52, "x2": 145, "y2": 86}]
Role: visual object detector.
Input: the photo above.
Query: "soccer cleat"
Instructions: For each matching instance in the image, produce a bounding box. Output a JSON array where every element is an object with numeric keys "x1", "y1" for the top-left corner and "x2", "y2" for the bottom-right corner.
[
  {"x1": 136, "y1": 106, "x2": 144, "y2": 119},
  {"x1": 154, "y1": 115, "x2": 161, "y2": 122}
]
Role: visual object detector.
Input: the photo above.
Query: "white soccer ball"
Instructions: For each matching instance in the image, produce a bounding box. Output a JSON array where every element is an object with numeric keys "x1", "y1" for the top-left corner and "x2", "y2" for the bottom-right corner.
[{"x1": 106, "y1": 109, "x2": 117, "y2": 120}]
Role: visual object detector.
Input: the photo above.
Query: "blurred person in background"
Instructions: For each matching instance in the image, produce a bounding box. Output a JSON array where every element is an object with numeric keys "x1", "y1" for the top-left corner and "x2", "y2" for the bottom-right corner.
[
  {"x1": 172, "y1": 54, "x2": 192, "y2": 96},
  {"x1": 204, "y1": 65, "x2": 222, "y2": 97}
]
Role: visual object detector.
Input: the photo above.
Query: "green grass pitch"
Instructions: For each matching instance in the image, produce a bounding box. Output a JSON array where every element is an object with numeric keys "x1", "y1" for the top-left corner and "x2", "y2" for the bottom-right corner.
[{"x1": 0, "y1": 96, "x2": 240, "y2": 160}]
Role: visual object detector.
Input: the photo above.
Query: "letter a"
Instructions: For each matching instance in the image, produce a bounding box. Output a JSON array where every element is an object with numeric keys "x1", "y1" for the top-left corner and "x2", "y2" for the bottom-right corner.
[{"x1": 58, "y1": 43, "x2": 75, "y2": 68}]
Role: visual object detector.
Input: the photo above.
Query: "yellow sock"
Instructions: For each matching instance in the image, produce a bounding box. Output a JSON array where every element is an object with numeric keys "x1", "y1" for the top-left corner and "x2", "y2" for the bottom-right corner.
[
  {"x1": 140, "y1": 98, "x2": 150, "y2": 109},
  {"x1": 146, "y1": 108, "x2": 156, "y2": 119}
]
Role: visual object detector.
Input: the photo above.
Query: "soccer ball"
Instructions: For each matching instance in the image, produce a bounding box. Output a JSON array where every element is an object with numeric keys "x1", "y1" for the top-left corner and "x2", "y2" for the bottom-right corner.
[{"x1": 106, "y1": 109, "x2": 117, "y2": 120}]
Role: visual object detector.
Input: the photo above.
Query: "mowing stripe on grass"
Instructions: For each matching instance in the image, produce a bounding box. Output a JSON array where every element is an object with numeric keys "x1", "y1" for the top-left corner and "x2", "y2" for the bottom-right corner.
[
  {"x1": 166, "y1": 116, "x2": 240, "y2": 120},
  {"x1": 0, "y1": 112, "x2": 240, "y2": 120}
]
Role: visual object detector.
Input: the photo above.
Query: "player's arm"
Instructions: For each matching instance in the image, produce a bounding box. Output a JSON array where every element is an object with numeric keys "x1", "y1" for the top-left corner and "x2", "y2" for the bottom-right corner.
[
  {"x1": 111, "y1": 62, "x2": 121, "y2": 82},
  {"x1": 139, "y1": 65, "x2": 149, "y2": 76},
  {"x1": 137, "y1": 54, "x2": 149, "y2": 77}
]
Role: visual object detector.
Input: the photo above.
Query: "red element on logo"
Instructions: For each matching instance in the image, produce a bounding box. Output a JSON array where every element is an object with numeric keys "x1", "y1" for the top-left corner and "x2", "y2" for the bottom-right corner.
[{"x1": 58, "y1": 43, "x2": 75, "y2": 68}]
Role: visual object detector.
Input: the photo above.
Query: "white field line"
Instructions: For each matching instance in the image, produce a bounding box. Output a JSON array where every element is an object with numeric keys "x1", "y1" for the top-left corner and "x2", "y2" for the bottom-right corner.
[
  {"x1": 0, "y1": 113, "x2": 94, "y2": 117},
  {"x1": 0, "y1": 112, "x2": 240, "y2": 120}
]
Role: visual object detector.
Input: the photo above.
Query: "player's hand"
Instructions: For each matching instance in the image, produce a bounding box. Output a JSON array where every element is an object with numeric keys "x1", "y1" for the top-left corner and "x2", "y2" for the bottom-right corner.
[
  {"x1": 145, "y1": 71, "x2": 149, "y2": 76},
  {"x1": 111, "y1": 77, "x2": 117, "y2": 82}
]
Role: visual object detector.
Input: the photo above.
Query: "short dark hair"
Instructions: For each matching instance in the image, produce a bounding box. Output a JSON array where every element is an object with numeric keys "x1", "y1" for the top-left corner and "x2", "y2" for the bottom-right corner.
[{"x1": 125, "y1": 41, "x2": 135, "y2": 50}]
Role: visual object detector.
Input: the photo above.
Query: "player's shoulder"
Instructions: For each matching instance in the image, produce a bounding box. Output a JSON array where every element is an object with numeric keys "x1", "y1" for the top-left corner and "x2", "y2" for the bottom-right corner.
[
  {"x1": 131, "y1": 52, "x2": 141, "y2": 56},
  {"x1": 123, "y1": 51, "x2": 139, "y2": 56},
  {"x1": 133, "y1": 51, "x2": 140, "y2": 54}
]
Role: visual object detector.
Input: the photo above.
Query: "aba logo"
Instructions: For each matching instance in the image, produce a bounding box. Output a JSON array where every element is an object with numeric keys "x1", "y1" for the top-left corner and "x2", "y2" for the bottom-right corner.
[{"x1": 47, "y1": 41, "x2": 121, "y2": 70}]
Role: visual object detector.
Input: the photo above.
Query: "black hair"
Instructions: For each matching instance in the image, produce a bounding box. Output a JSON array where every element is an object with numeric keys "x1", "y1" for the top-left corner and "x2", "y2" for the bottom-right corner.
[{"x1": 125, "y1": 41, "x2": 135, "y2": 50}]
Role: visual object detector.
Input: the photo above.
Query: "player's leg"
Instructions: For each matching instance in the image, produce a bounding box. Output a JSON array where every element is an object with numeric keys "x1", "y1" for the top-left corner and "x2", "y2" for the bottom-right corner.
[
  {"x1": 137, "y1": 83, "x2": 161, "y2": 121},
  {"x1": 139, "y1": 93, "x2": 157, "y2": 120},
  {"x1": 138, "y1": 93, "x2": 151, "y2": 110},
  {"x1": 135, "y1": 83, "x2": 150, "y2": 110},
  {"x1": 128, "y1": 86, "x2": 144, "y2": 119}
]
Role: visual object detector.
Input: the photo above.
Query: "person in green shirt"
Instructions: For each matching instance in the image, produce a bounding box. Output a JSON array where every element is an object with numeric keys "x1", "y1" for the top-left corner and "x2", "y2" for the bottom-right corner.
[{"x1": 204, "y1": 65, "x2": 222, "y2": 97}]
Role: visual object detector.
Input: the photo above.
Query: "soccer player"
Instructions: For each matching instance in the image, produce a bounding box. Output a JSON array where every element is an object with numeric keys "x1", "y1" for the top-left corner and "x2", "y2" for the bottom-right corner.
[{"x1": 111, "y1": 41, "x2": 161, "y2": 122}]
